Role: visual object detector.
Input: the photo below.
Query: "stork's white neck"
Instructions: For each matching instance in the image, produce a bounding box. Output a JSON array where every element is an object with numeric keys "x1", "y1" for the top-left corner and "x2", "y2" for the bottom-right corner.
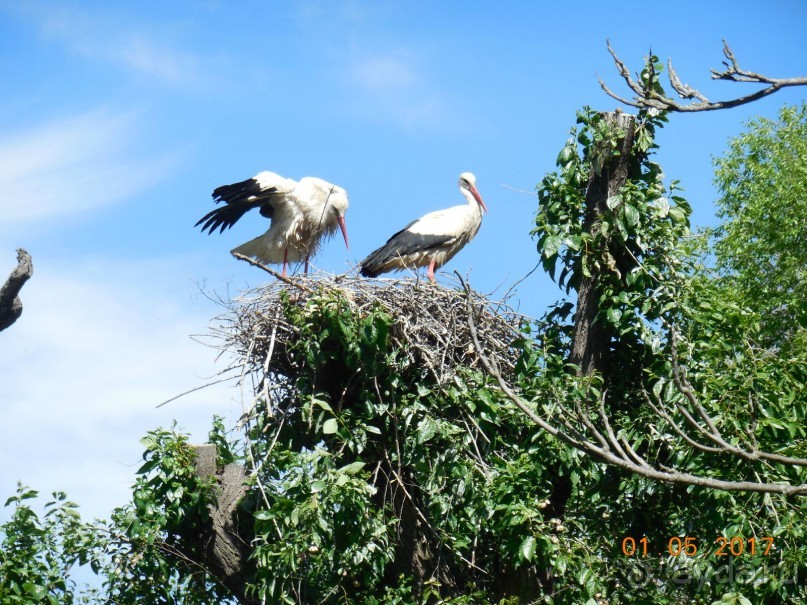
[{"x1": 460, "y1": 187, "x2": 471, "y2": 204}]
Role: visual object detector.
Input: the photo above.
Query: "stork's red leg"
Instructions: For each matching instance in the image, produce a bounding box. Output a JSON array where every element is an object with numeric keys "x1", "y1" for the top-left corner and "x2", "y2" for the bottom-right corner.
[
  {"x1": 427, "y1": 258, "x2": 437, "y2": 283},
  {"x1": 282, "y1": 247, "x2": 289, "y2": 278}
]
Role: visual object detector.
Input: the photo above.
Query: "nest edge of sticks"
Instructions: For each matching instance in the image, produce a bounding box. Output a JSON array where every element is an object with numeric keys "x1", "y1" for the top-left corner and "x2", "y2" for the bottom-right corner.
[{"x1": 214, "y1": 272, "x2": 526, "y2": 390}]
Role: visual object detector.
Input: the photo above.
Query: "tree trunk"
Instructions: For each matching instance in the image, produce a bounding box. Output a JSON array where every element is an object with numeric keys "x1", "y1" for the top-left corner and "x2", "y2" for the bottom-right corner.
[
  {"x1": 190, "y1": 445, "x2": 258, "y2": 605},
  {"x1": 0, "y1": 249, "x2": 33, "y2": 332},
  {"x1": 540, "y1": 111, "x2": 638, "y2": 600},
  {"x1": 570, "y1": 111, "x2": 636, "y2": 378}
]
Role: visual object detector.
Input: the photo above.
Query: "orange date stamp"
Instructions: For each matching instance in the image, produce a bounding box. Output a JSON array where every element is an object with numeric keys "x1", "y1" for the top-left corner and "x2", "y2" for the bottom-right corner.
[{"x1": 621, "y1": 536, "x2": 774, "y2": 558}]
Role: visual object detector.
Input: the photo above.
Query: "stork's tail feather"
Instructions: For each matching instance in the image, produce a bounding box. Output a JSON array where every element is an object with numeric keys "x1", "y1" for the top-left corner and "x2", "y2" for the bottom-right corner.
[
  {"x1": 232, "y1": 237, "x2": 302, "y2": 266},
  {"x1": 359, "y1": 264, "x2": 382, "y2": 278},
  {"x1": 359, "y1": 244, "x2": 399, "y2": 277},
  {"x1": 232, "y1": 239, "x2": 276, "y2": 265}
]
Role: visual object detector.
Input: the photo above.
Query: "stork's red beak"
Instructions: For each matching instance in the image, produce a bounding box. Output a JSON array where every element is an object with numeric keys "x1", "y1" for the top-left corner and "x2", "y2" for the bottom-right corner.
[
  {"x1": 337, "y1": 215, "x2": 349, "y2": 250},
  {"x1": 471, "y1": 185, "x2": 488, "y2": 213}
]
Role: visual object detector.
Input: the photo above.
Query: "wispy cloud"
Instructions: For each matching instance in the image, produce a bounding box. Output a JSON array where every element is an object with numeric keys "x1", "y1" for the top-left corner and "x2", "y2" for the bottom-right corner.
[
  {"x1": 0, "y1": 257, "x2": 242, "y2": 520},
  {"x1": 2, "y1": 1, "x2": 214, "y2": 89},
  {"x1": 0, "y1": 108, "x2": 178, "y2": 229},
  {"x1": 353, "y1": 54, "x2": 417, "y2": 93},
  {"x1": 344, "y1": 47, "x2": 460, "y2": 133}
]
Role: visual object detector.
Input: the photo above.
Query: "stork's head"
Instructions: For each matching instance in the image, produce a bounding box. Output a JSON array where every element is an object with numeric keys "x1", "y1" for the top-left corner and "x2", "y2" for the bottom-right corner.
[
  {"x1": 459, "y1": 172, "x2": 487, "y2": 213},
  {"x1": 327, "y1": 187, "x2": 350, "y2": 250}
]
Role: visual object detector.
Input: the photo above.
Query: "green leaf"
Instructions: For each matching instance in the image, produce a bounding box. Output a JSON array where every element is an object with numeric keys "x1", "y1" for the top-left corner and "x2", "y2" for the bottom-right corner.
[
  {"x1": 417, "y1": 417, "x2": 437, "y2": 444},
  {"x1": 520, "y1": 535, "x2": 537, "y2": 562},
  {"x1": 558, "y1": 144, "x2": 575, "y2": 164},
  {"x1": 542, "y1": 234, "x2": 562, "y2": 259},
  {"x1": 668, "y1": 206, "x2": 687, "y2": 224},
  {"x1": 339, "y1": 461, "x2": 366, "y2": 475},
  {"x1": 20, "y1": 489, "x2": 39, "y2": 501},
  {"x1": 565, "y1": 235, "x2": 582, "y2": 251},
  {"x1": 606, "y1": 308, "x2": 622, "y2": 324},
  {"x1": 543, "y1": 252, "x2": 558, "y2": 281},
  {"x1": 311, "y1": 397, "x2": 333, "y2": 413},
  {"x1": 623, "y1": 203, "x2": 640, "y2": 227},
  {"x1": 311, "y1": 481, "x2": 326, "y2": 493},
  {"x1": 654, "y1": 197, "x2": 670, "y2": 217},
  {"x1": 23, "y1": 583, "x2": 47, "y2": 599},
  {"x1": 322, "y1": 418, "x2": 339, "y2": 434}
]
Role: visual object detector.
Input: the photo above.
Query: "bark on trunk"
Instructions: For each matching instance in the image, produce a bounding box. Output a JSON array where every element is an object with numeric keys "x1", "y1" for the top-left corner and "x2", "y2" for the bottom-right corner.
[
  {"x1": 570, "y1": 111, "x2": 636, "y2": 378},
  {"x1": 190, "y1": 445, "x2": 258, "y2": 605},
  {"x1": 541, "y1": 112, "x2": 638, "y2": 599},
  {"x1": 186, "y1": 453, "x2": 459, "y2": 602},
  {"x1": 0, "y1": 249, "x2": 33, "y2": 332}
]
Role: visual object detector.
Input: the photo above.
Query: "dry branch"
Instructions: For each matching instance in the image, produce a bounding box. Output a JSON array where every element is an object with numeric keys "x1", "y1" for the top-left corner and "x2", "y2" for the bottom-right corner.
[
  {"x1": 462, "y1": 282, "x2": 807, "y2": 496},
  {"x1": 599, "y1": 39, "x2": 807, "y2": 112},
  {"x1": 0, "y1": 248, "x2": 33, "y2": 332}
]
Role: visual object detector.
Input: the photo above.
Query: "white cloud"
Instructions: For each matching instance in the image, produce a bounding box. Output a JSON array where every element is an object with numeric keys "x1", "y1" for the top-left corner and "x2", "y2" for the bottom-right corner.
[
  {"x1": 0, "y1": 257, "x2": 244, "y2": 521},
  {"x1": 0, "y1": 108, "x2": 178, "y2": 229},
  {"x1": 3, "y1": 1, "x2": 214, "y2": 89},
  {"x1": 353, "y1": 55, "x2": 417, "y2": 93},
  {"x1": 344, "y1": 47, "x2": 466, "y2": 133}
]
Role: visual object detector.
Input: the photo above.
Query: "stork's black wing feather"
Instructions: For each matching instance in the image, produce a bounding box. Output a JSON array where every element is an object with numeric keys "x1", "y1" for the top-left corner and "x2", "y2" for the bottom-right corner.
[
  {"x1": 359, "y1": 230, "x2": 454, "y2": 277},
  {"x1": 383, "y1": 230, "x2": 454, "y2": 256},
  {"x1": 212, "y1": 177, "x2": 277, "y2": 206},
  {"x1": 195, "y1": 203, "x2": 260, "y2": 234},
  {"x1": 195, "y1": 177, "x2": 280, "y2": 234}
]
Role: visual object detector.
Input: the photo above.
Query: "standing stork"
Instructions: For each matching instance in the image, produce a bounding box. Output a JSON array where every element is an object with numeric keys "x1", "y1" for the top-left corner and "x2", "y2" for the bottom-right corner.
[
  {"x1": 359, "y1": 172, "x2": 487, "y2": 282},
  {"x1": 196, "y1": 171, "x2": 349, "y2": 277}
]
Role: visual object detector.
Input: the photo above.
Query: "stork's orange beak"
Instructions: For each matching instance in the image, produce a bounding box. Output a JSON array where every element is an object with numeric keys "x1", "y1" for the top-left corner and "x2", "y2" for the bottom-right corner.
[
  {"x1": 337, "y1": 215, "x2": 349, "y2": 250},
  {"x1": 471, "y1": 185, "x2": 488, "y2": 213}
]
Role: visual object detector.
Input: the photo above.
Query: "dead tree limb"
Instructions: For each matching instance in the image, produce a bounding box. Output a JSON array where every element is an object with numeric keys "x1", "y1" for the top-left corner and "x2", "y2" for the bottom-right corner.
[
  {"x1": 599, "y1": 39, "x2": 807, "y2": 112},
  {"x1": 463, "y1": 282, "x2": 807, "y2": 496},
  {"x1": 0, "y1": 249, "x2": 33, "y2": 332}
]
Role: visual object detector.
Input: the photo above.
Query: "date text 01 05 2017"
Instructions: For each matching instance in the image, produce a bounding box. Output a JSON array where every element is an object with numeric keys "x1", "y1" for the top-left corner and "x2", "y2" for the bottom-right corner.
[{"x1": 621, "y1": 536, "x2": 774, "y2": 558}]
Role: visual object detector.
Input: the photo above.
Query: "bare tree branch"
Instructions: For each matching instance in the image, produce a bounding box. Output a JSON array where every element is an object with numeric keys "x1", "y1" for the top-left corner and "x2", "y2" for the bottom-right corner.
[
  {"x1": 0, "y1": 249, "x2": 33, "y2": 332},
  {"x1": 600, "y1": 39, "x2": 807, "y2": 112},
  {"x1": 231, "y1": 251, "x2": 315, "y2": 294},
  {"x1": 640, "y1": 386, "x2": 723, "y2": 455},
  {"x1": 462, "y1": 282, "x2": 807, "y2": 496},
  {"x1": 667, "y1": 329, "x2": 807, "y2": 468}
]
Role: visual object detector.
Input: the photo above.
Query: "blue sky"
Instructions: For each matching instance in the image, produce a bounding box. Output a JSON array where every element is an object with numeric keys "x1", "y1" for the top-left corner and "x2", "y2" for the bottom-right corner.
[{"x1": 1, "y1": 1, "x2": 805, "y2": 524}]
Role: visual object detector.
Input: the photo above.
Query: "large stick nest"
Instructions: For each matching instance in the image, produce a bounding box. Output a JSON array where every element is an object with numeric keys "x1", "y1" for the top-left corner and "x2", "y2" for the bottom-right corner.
[{"x1": 210, "y1": 273, "x2": 528, "y2": 406}]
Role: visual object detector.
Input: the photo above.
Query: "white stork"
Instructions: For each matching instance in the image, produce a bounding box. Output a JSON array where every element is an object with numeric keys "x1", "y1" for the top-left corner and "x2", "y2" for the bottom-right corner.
[
  {"x1": 196, "y1": 171, "x2": 349, "y2": 277},
  {"x1": 359, "y1": 172, "x2": 487, "y2": 282}
]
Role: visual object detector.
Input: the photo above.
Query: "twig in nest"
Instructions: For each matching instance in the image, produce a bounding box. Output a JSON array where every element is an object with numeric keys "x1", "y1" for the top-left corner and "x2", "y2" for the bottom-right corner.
[
  {"x1": 231, "y1": 252, "x2": 315, "y2": 294},
  {"x1": 207, "y1": 272, "x2": 526, "y2": 399}
]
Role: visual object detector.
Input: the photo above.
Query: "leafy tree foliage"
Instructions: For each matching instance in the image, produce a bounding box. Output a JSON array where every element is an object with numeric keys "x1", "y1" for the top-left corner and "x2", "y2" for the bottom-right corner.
[
  {"x1": 1, "y1": 63, "x2": 804, "y2": 605},
  {"x1": 98, "y1": 428, "x2": 235, "y2": 604},
  {"x1": 0, "y1": 485, "x2": 100, "y2": 604},
  {"x1": 711, "y1": 102, "x2": 807, "y2": 348}
]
